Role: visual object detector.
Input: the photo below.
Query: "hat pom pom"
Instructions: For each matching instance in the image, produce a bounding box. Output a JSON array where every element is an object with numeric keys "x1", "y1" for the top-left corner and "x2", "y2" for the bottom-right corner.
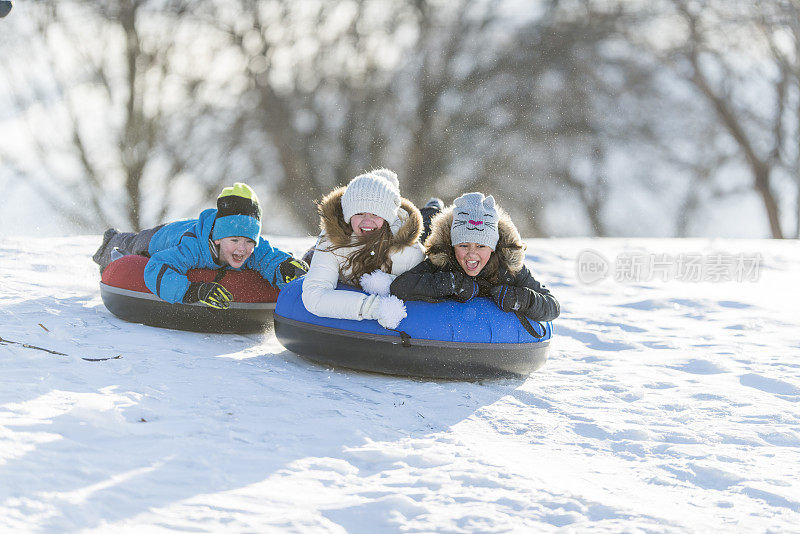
[{"x1": 372, "y1": 168, "x2": 399, "y2": 190}]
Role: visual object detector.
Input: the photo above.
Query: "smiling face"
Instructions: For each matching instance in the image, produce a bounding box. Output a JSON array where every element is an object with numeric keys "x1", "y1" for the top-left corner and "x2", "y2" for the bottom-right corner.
[
  {"x1": 350, "y1": 213, "x2": 386, "y2": 236},
  {"x1": 454, "y1": 242, "x2": 492, "y2": 276},
  {"x1": 214, "y1": 236, "x2": 256, "y2": 268}
]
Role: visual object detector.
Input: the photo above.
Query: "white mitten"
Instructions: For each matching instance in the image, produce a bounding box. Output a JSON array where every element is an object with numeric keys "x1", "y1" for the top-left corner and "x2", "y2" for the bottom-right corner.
[
  {"x1": 359, "y1": 294, "x2": 407, "y2": 329},
  {"x1": 360, "y1": 269, "x2": 394, "y2": 297},
  {"x1": 376, "y1": 295, "x2": 407, "y2": 329}
]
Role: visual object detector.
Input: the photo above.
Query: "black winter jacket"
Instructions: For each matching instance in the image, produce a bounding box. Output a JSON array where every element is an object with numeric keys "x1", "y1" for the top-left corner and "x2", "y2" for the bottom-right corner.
[
  {"x1": 390, "y1": 258, "x2": 560, "y2": 322},
  {"x1": 389, "y1": 202, "x2": 560, "y2": 322}
]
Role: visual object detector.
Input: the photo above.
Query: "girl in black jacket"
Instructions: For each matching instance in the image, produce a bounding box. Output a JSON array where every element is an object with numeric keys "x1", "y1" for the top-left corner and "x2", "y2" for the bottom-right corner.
[{"x1": 390, "y1": 192, "x2": 560, "y2": 322}]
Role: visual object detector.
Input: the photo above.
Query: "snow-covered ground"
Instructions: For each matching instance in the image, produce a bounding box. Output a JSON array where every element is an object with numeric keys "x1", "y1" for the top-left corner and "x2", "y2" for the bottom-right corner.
[{"x1": 1, "y1": 236, "x2": 798, "y2": 533}]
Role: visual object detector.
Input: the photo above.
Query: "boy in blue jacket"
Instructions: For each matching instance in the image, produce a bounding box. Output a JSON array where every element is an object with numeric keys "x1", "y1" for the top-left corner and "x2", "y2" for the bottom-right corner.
[{"x1": 93, "y1": 183, "x2": 308, "y2": 309}]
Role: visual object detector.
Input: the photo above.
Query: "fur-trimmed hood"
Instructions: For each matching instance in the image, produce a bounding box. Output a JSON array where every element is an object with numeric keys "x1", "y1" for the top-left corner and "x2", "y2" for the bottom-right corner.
[
  {"x1": 317, "y1": 187, "x2": 422, "y2": 253},
  {"x1": 424, "y1": 204, "x2": 525, "y2": 274}
]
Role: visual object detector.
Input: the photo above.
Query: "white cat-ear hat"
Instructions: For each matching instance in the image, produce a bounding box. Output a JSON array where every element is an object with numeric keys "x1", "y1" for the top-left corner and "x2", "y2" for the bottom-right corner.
[{"x1": 450, "y1": 192, "x2": 500, "y2": 250}]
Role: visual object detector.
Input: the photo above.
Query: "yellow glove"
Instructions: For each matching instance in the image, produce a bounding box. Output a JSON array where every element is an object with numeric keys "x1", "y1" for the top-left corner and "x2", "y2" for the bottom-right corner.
[
  {"x1": 279, "y1": 258, "x2": 309, "y2": 285},
  {"x1": 184, "y1": 282, "x2": 233, "y2": 310}
]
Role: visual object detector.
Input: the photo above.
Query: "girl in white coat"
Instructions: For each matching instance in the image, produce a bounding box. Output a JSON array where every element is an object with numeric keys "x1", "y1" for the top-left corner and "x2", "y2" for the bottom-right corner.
[{"x1": 301, "y1": 169, "x2": 425, "y2": 329}]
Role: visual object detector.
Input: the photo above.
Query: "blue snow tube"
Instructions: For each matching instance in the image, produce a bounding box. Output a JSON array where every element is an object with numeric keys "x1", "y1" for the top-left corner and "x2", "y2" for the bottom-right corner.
[{"x1": 273, "y1": 278, "x2": 552, "y2": 379}]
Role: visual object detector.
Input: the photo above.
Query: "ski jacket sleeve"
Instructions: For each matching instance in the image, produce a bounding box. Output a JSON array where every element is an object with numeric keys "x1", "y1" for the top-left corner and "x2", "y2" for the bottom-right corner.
[
  {"x1": 388, "y1": 242, "x2": 426, "y2": 276},
  {"x1": 390, "y1": 259, "x2": 456, "y2": 302},
  {"x1": 301, "y1": 240, "x2": 370, "y2": 321},
  {"x1": 245, "y1": 237, "x2": 292, "y2": 289},
  {"x1": 509, "y1": 265, "x2": 561, "y2": 321},
  {"x1": 143, "y1": 241, "x2": 203, "y2": 304}
]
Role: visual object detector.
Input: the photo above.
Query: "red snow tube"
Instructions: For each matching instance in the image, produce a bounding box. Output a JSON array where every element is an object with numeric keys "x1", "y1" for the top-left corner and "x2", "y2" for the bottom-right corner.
[{"x1": 99, "y1": 255, "x2": 279, "y2": 333}]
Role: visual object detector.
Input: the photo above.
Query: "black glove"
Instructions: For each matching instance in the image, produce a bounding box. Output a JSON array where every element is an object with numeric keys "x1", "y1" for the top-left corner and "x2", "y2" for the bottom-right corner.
[
  {"x1": 278, "y1": 258, "x2": 309, "y2": 285},
  {"x1": 490, "y1": 284, "x2": 532, "y2": 313},
  {"x1": 451, "y1": 271, "x2": 479, "y2": 303},
  {"x1": 183, "y1": 282, "x2": 233, "y2": 309}
]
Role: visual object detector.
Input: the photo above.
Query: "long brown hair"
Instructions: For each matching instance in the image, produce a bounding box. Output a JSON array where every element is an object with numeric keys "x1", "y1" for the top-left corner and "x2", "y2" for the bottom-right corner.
[{"x1": 324, "y1": 221, "x2": 394, "y2": 287}]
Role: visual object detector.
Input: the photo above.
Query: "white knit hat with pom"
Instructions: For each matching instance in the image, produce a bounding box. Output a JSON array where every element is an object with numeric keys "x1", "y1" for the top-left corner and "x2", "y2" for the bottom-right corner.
[{"x1": 341, "y1": 168, "x2": 401, "y2": 226}]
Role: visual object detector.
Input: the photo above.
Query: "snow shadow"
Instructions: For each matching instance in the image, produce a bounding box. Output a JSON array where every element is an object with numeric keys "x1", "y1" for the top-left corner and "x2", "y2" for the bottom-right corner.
[
  {"x1": 1, "y1": 297, "x2": 272, "y2": 405},
  {"x1": 1, "y1": 324, "x2": 522, "y2": 531},
  {"x1": 555, "y1": 324, "x2": 637, "y2": 352}
]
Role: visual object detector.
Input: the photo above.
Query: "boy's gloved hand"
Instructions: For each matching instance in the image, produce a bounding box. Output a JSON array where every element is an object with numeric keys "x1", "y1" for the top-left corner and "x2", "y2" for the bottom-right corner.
[
  {"x1": 279, "y1": 258, "x2": 309, "y2": 285},
  {"x1": 184, "y1": 282, "x2": 233, "y2": 310},
  {"x1": 359, "y1": 294, "x2": 407, "y2": 329},
  {"x1": 490, "y1": 284, "x2": 531, "y2": 313},
  {"x1": 360, "y1": 269, "x2": 394, "y2": 297},
  {"x1": 451, "y1": 271, "x2": 479, "y2": 303}
]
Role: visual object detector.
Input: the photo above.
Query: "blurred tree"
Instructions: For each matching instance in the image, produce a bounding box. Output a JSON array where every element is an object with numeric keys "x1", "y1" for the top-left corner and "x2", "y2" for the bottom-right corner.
[
  {"x1": 635, "y1": 0, "x2": 800, "y2": 238},
  {"x1": 214, "y1": 0, "x2": 648, "y2": 236},
  {"x1": 6, "y1": 0, "x2": 791, "y2": 238},
  {"x1": 395, "y1": 0, "x2": 628, "y2": 236},
  {"x1": 0, "y1": 0, "x2": 253, "y2": 231}
]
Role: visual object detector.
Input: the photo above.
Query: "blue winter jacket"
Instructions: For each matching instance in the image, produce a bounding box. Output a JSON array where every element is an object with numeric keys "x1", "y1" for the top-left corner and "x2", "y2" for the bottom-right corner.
[{"x1": 143, "y1": 208, "x2": 291, "y2": 303}]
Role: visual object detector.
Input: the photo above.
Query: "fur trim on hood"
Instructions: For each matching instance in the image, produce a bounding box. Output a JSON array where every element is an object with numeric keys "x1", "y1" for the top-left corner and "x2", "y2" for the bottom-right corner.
[
  {"x1": 424, "y1": 204, "x2": 525, "y2": 274},
  {"x1": 317, "y1": 187, "x2": 422, "y2": 252}
]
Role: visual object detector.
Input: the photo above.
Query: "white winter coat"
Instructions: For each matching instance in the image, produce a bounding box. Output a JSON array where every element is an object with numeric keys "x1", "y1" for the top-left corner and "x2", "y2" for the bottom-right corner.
[{"x1": 301, "y1": 188, "x2": 425, "y2": 321}]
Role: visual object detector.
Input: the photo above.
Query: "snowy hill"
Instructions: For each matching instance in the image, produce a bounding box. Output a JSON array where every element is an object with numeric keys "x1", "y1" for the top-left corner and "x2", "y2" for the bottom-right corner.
[{"x1": 1, "y1": 236, "x2": 798, "y2": 532}]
